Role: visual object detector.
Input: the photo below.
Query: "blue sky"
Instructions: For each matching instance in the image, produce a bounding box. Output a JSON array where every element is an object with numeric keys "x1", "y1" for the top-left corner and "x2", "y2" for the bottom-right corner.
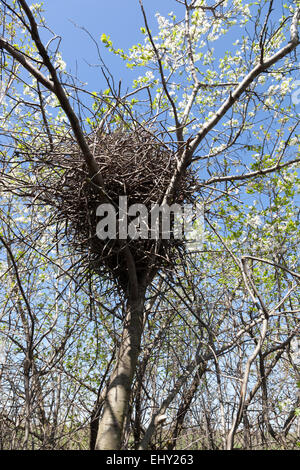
[{"x1": 41, "y1": 0, "x2": 181, "y2": 92}]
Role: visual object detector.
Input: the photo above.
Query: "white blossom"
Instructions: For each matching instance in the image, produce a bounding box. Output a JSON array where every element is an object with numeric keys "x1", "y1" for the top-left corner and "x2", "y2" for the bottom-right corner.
[{"x1": 246, "y1": 215, "x2": 262, "y2": 228}]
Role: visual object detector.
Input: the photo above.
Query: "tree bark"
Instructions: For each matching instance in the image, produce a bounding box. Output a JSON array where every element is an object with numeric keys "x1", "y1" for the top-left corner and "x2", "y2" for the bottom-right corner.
[
  {"x1": 95, "y1": 286, "x2": 146, "y2": 450},
  {"x1": 167, "y1": 366, "x2": 205, "y2": 450}
]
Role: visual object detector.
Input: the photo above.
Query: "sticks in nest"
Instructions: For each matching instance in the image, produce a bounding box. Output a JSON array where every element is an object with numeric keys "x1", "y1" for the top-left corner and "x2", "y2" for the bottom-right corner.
[{"x1": 33, "y1": 128, "x2": 195, "y2": 291}]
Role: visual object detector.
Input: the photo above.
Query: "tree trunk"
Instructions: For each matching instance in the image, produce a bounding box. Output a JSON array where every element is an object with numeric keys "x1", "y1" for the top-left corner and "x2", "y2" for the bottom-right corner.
[
  {"x1": 95, "y1": 286, "x2": 145, "y2": 450},
  {"x1": 167, "y1": 366, "x2": 205, "y2": 450}
]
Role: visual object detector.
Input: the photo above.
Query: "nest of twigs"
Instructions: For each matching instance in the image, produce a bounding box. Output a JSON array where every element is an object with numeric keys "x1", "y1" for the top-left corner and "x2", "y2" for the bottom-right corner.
[{"x1": 39, "y1": 128, "x2": 194, "y2": 291}]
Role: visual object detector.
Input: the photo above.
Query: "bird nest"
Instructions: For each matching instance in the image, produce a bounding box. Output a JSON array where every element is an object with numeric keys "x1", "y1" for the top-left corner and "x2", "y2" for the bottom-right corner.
[{"x1": 39, "y1": 128, "x2": 194, "y2": 292}]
